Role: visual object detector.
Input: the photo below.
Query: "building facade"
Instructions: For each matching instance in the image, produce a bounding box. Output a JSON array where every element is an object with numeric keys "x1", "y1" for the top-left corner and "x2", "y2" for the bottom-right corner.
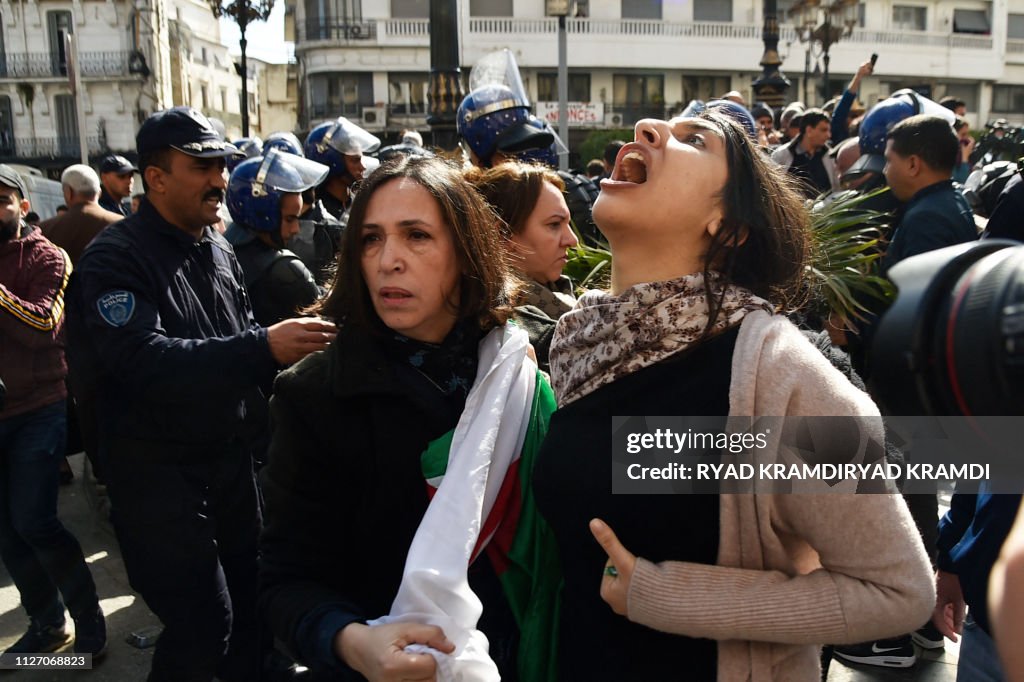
[
  {"x1": 0, "y1": 0, "x2": 294, "y2": 176},
  {"x1": 286, "y1": 0, "x2": 1024, "y2": 147}
]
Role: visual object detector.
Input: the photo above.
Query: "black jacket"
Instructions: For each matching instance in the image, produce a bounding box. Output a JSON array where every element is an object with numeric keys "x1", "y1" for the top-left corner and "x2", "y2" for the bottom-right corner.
[
  {"x1": 226, "y1": 227, "x2": 320, "y2": 326},
  {"x1": 259, "y1": 323, "x2": 517, "y2": 679},
  {"x1": 66, "y1": 197, "x2": 277, "y2": 446}
]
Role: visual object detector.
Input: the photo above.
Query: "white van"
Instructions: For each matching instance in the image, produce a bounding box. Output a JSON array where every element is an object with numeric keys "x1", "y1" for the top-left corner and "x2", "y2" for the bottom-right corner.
[{"x1": 6, "y1": 164, "x2": 64, "y2": 221}]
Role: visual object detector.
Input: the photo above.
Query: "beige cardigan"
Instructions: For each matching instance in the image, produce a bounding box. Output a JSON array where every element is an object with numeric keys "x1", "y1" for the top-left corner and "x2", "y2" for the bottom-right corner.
[{"x1": 627, "y1": 311, "x2": 935, "y2": 682}]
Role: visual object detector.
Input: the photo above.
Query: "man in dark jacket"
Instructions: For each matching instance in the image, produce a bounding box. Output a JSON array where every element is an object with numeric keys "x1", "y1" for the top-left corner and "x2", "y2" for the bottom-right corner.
[
  {"x1": 881, "y1": 115, "x2": 978, "y2": 273},
  {"x1": 0, "y1": 164, "x2": 106, "y2": 658},
  {"x1": 66, "y1": 107, "x2": 335, "y2": 682},
  {"x1": 96, "y1": 154, "x2": 136, "y2": 217},
  {"x1": 41, "y1": 164, "x2": 123, "y2": 266}
]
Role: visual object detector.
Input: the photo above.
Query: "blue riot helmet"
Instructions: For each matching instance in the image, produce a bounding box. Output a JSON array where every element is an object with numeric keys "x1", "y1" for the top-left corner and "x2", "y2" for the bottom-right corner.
[
  {"x1": 227, "y1": 137, "x2": 263, "y2": 172},
  {"x1": 511, "y1": 116, "x2": 569, "y2": 168},
  {"x1": 304, "y1": 117, "x2": 381, "y2": 179},
  {"x1": 227, "y1": 149, "x2": 330, "y2": 234},
  {"x1": 679, "y1": 100, "x2": 706, "y2": 118},
  {"x1": 263, "y1": 131, "x2": 304, "y2": 157},
  {"x1": 845, "y1": 89, "x2": 957, "y2": 180},
  {"x1": 705, "y1": 100, "x2": 758, "y2": 141},
  {"x1": 457, "y1": 84, "x2": 544, "y2": 167}
]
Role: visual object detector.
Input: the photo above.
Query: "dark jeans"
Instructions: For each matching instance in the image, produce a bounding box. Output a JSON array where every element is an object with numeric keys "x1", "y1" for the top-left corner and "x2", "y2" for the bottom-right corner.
[
  {"x1": 0, "y1": 400, "x2": 100, "y2": 626},
  {"x1": 103, "y1": 438, "x2": 262, "y2": 682}
]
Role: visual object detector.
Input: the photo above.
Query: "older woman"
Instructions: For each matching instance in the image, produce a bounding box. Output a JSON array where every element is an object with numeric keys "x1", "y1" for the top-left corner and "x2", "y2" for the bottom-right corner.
[
  {"x1": 259, "y1": 155, "x2": 556, "y2": 681},
  {"x1": 532, "y1": 112, "x2": 935, "y2": 680},
  {"x1": 466, "y1": 162, "x2": 578, "y2": 372}
]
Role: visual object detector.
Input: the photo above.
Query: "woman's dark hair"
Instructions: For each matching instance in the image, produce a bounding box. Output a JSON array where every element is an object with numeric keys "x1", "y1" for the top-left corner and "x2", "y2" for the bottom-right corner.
[
  {"x1": 464, "y1": 161, "x2": 565, "y2": 238},
  {"x1": 315, "y1": 155, "x2": 515, "y2": 333},
  {"x1": 697, "y1": 110, "x2": 811, "y2": 330}
]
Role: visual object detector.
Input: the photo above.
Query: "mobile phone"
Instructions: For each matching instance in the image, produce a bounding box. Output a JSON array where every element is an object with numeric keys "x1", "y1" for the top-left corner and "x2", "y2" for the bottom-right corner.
[{"x1": 870, "y1": 53, "x2": 878, "y2": 68}]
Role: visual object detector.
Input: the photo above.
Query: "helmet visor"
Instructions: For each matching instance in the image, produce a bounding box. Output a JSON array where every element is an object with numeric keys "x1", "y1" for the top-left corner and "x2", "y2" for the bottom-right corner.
[
  {"x1": 469, "y1": 49, "x2": 530, "y2": 108},
  {"x1": 324, "y1": 117, "x2": 382, "y2": 156},
  {"x1": 256, "y1": 149, "x2": 330, "y2": 194}
]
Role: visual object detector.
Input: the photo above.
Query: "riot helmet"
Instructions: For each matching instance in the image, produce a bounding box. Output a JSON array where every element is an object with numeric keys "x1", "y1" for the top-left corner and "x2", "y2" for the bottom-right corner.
[
  {"x1": 304, "y1": 117, "x2": 381, "y2": 179},
  {"x1": 263, "y1": 131, "x2": 304, "y2": 157},
  {"x1": 846, "y1": 90, "x2": 956, "y2": 180},
  {"x1": 227, "y1": 137, "x2": 263, "y2": 172},
  {"x1": 227, "y1": 148, "x2": 329, "y2": 235}
]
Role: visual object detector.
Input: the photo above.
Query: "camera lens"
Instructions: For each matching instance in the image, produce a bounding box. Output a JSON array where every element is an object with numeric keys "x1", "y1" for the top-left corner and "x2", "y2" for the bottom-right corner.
[{"x1": 870, "y1": 241, "x2": 1024, "y2": 416}]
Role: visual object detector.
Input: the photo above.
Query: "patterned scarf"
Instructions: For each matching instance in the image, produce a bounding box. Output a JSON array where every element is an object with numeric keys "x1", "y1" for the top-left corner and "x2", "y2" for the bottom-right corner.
[
  {"x1": 519, "y1": 277, "x2": 576, "y2": 320},
  {"x1": 549, "y1": 271, "x2": 774, "y2": 407},
  {"x1": 381, "y1": 318, "x2": 481, "y2": 403}
]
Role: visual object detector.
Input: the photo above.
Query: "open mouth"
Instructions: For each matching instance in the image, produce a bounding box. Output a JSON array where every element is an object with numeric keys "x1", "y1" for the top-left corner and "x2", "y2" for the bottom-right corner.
[{"x1": 613, "y1": 150, "x2": 648, "y2": 184}]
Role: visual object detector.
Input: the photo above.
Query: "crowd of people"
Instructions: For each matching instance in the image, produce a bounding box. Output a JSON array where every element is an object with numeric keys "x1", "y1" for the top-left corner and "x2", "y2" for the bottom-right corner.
[{"x1": 0, "y1": 57, "x2": 1022, "y2": 682}]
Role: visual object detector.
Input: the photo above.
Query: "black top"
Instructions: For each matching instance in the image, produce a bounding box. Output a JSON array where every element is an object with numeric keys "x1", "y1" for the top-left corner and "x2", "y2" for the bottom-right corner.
[
  {"x1": 226, "y1": 226, "x2": 320, "y2": 326},
  {"x1": 533, "y1": 327, "x2": 739, "y2": 681},
  {"x1": 98, "y1": 187, "x2": 129, "y2": 216},
  {"x1": 66, "y1": 197, "x2": 275, "y2": 446},
  {"x1": 259, "y1": 321, "x2": 519, "y2": 680}
]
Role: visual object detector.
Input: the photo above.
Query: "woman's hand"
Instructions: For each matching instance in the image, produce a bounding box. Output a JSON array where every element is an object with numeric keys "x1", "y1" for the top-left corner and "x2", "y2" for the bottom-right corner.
[
  {"x1": 334, "y1": 622, "x2": 455, "y2": 681},
  {"x1": 590, "y1": 518, "x2": 638, "y2": 616}
]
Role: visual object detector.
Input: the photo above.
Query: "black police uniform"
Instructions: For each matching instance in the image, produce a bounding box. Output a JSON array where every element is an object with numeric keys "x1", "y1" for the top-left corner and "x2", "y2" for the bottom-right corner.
[
  {"x1": 67, "y1": 196, "x2": 276, "y2": 682},
  {"x1": 98, "y1": 187, "x2": 129, "y2": 217},
  {"x1": 294, "y1": 199, "x2": 344, "y2": 285},
  {"x1": 227, "y1": 227, "x2": 320, "y2": 327}
]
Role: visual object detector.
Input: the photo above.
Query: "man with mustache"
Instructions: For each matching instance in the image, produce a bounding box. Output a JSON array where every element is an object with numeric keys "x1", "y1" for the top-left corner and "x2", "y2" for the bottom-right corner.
[
  {"x1": 0, "y1": 164, "x2": 107, "y2": 659},
  {"x1": 66, "y1": 107, "x2": 337, "y2": 681}
]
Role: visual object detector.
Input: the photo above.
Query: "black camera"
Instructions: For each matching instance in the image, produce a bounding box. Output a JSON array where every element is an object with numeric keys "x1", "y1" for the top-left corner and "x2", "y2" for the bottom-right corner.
[{"x1": 870, "y1": 240, "x2": 1024, "y2": 416}]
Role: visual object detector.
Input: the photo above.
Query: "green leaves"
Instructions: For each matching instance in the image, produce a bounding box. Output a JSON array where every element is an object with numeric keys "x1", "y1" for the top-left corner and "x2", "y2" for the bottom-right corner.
[{"x1": 806, "y1": 187, "x2": 895, "y2": 324}]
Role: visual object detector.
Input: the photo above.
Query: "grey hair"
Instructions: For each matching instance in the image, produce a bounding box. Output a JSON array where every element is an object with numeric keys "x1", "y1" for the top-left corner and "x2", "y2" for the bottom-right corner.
[{"x1": 61, "y1": 164, "x2": 100, "y2": 198}]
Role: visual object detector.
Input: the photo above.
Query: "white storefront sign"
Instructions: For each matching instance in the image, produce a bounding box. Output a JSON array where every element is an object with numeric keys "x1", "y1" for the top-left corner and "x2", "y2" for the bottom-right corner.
[{"x1": 535, "y1": 101, "x2": 604, "y2": 127}]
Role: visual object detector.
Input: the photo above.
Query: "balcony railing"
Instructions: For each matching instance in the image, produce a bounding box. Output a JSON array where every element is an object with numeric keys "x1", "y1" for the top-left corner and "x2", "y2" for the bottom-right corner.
[
  {"x1": 0, "y1": 51, "x2": 139, "y2": 79},
  {"x1": 294, "y1": 17, "x2": 997, "y2": 52},
  {"x1": 301, "y1": 19, "x2": 378, "y2": 42},
  {"x1": 307, "y1": 102, "x2": 361, "y2": 120},
  {"x1": 0, "y1": 136, "x2": 104, "y2": 160},
  {"x1": 1008, "y1": 38, "x2": 1024, "y2": 54}
]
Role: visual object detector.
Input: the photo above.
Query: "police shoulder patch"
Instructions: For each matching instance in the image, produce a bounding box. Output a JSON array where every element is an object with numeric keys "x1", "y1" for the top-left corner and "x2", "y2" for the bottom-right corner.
[{"x1": 96, "y1": 290, "x2": 136, "y2": 327}]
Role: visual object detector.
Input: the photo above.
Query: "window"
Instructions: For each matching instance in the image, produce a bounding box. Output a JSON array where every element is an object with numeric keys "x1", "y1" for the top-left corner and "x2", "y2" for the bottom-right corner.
[
  {"x1": 248, "y1": 93, "x2": 257, "y2": 115},
  {"x1": 388, "y1": 72, "x2": 428, "y2": 115},
  {"x1": 953, "y1": 9, "x2": 989, "y2": 35},
  {"x1": 201, "y1": 83, "x2": 210, "y2": 110},
  {"x1": 0, "y1": 15, "x2": 6, "y2": 78},
  {"x1": 220, "y1": 87, "x2": 229, "y2": 113},
  {"x1": 537, "y1": 73, "x2": 591, "y2": 102},
  {"x1": 694, "y1": 0, "x2": 732, "y2": 22},
  {"x1": 304, "y1": 0, "x2": 364, "y2": 38},
  {"x1": 993, "y1": 85, "x2": 1024, "y2": 113},
  {"x1": 892, "y1": 5, "x2": 926, "y2": 31},
  {"x1": 612, "y1": 73, "x2": 665, "y2": 125},
  {"x1": 1010, "y1": 14, "x2": 1024, "y2": 39},
  {"x1": 309, "y1": 72, "x2": 373, "y2": 119},
  {"x1": 47, "y1": 10, "x2": 73, "y2": 76},
  {"x1": 54, "y1": 94, "x2": 78, "y2": 157},
  {"x1": 469, "y1": 0, "x2": 513, "y2": 17},
  {"x1": 391, "y1": 0, "x2": 428, "y2": 18},
  {"x1": 0, "y1": 96, "x2": 12, "y2": 156},
  {"x1": 201, "y1": 47, "x2": 208, "y2": 65},
  {"x1": 621, "y1": 0, "x2": 661, "y2": 20},
  {"x1": 940, "y1": 82, "x2": 978, "y2": 112}
]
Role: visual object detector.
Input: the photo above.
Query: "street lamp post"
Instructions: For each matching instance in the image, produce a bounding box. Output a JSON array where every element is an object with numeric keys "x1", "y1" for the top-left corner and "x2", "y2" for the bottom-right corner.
[
  {"x1": 788, "y1": 0, "x2": 858, "y2": 105},
  {"x1": 208, "y1": 0, "x2": 274, "y2": 137},
  {"x1": 752, "y1": 0, "x2": 791, "y2": 109},
  {"x1": 427, "y1": 0, "x2": 464, "y2": 151}
]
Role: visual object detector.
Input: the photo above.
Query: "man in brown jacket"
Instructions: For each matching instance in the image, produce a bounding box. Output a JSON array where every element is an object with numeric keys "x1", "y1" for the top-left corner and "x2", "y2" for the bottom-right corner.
[{"x1": 41, "y1": 165, "x2": 122, "y2": 265}]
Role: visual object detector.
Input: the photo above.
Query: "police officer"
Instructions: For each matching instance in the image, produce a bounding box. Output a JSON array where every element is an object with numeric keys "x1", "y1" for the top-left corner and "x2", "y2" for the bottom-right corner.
[
  {"x1": 66, "y1": 107, "x2": 336, "y2": 682},
  {"x1": 304, "y1": 117, "x2": 380, "y2": 220},
  {"x1": 97, "y1": 154, "x2": 137, "y2": 216},
  {"x1": 458, "y1": 87, "x2": 605, "y2": 246},
  {"x1": 225, "y1": 149, "x2": 327, "y2": 326}
]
